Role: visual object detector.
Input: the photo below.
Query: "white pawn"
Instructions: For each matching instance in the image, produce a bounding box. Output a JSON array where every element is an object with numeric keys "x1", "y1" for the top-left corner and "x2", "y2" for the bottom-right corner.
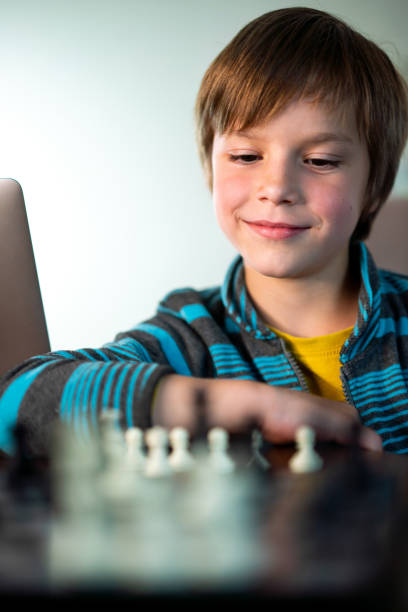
[
  {"x1": 124, "y1": 427, "x2": 146, "y2": 472},
  {"x1": 207, "y1": 427, "x2": 235, "y2": 474},
  {"x1": 169, "y1": 427, "x2": 195, "y2": 473},
  {"x1": 289, "y1": 425, "x2": 323, "y2": 473},
  {"x1": 145, "y1": 426, "x2": 172, "y2": 478},
  {"x1": 100, "y1": 409, "x2": 125, "y2": 469}
]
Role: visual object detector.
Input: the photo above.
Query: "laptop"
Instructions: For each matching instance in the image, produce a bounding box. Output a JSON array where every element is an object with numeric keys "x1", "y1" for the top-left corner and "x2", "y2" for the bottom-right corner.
[{"x1": 0, "y1": 179, "x2": 50, "y2": 377}]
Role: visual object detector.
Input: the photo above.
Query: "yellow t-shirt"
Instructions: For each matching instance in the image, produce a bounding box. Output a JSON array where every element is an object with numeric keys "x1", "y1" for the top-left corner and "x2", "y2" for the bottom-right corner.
[{"x1": 270, "y1": 326, "x2": 354, "y2": 401}]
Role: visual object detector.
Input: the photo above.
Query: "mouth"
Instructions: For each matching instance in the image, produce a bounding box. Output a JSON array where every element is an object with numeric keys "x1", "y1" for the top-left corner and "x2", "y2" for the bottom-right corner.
[{"x1": 243, "y1": 219, "x2": 311, "y2": 239}]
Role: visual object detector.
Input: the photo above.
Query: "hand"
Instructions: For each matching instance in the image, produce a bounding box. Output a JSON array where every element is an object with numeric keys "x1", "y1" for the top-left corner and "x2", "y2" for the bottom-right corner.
[{"x1": 152, "y1": 375, "x2": 383, "y2": 452}]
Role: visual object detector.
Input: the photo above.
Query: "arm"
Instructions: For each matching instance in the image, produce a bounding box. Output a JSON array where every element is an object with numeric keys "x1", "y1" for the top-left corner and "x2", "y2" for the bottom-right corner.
[
  {"x1": 153, "y1": 375, "x2": 383, "y2": 452},
  {"x1": 0, "y1": 337, "x2": 174, "y2": 456}
]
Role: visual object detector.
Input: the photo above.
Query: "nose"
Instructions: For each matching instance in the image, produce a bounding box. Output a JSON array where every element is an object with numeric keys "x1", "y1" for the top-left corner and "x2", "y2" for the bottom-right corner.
[{"x1": 256, "y1": 158, "x2": 301, "y2": 206}]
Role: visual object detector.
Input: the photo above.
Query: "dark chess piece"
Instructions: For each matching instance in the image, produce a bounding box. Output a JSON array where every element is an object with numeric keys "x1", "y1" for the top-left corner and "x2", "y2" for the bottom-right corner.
[{"x1": 193, "y1": 387, "x2": 208, "y2": 442}]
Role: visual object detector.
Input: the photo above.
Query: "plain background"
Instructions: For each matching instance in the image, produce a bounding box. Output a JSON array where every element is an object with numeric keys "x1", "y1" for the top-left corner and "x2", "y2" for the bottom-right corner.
[{"x1": 0, "y1": 0, "x2": 407, "y2": 350}]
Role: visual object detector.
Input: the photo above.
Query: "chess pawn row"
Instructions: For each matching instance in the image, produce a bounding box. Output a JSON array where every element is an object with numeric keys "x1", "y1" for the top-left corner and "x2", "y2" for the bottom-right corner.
[
  {"x1": 142, "y1": 425, "x2": 235, "y2": 478},
  {"x1": 98, "y1": 415, "x2": 236, "y2": 478},
  {"x1": 143, "y1": 426, "x2": 196, "y2": 477}
]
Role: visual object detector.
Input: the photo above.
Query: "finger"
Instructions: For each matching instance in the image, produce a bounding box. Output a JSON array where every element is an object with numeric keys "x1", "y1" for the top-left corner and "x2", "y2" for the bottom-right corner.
[{"x1": 358, "y1": 427, "x2": 383, "y2": 452}]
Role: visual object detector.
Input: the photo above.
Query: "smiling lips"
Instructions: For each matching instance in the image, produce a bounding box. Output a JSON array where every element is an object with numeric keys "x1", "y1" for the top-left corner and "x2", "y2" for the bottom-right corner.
[{"x1": 244, "y1": 219, "x2": 311, "y2": 239}]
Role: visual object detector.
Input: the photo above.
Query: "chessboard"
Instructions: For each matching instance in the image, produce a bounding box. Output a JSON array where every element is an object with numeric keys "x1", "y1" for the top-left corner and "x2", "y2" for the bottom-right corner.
[{"x1": 1, "y1": 414, "x2": 408, "y2": 610}]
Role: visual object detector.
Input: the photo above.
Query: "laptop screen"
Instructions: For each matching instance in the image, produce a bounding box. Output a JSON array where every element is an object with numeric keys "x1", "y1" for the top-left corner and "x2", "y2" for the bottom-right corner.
[{"x1": 0, "y1": 179, "x2": 50, "y2": 377}]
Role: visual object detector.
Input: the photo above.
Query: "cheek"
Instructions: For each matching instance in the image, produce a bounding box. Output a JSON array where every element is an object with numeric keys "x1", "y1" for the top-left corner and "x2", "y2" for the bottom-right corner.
[
  {"x1": 312, "y1": 183, "x2": 361, "y2": 230},
  {"x1": 212, "y1": 173, "x2": 249, "y2": 218}
]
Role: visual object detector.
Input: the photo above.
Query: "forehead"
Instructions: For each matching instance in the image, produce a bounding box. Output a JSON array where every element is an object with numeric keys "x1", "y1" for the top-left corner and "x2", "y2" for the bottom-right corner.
[{"x1": 216, "y1": 98, "x2": 363, "y2": 145}]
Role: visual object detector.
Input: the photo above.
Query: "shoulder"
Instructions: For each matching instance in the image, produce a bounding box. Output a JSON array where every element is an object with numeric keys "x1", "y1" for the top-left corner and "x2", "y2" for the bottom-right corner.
[
  {"x1": 378, "y1": 268, "x2": 408, "y2": 298},
  {"x1": 156, "y1": 285, "x2": 223, "y2": 323},
  {"x1": 377, "y1": 268, "x2": 408, "y2": 324}
]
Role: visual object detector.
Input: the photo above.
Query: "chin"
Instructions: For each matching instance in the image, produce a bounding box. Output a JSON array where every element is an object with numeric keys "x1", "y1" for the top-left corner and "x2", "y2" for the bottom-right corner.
[{"x1": 243, "y1": 253, "x2": 300, "y2": 279}]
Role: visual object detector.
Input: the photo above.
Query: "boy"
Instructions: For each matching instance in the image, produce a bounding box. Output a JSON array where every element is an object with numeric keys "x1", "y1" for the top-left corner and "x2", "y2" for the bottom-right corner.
[{"x1": 0, "y1": 7, "x2": 407, "y2": 456}]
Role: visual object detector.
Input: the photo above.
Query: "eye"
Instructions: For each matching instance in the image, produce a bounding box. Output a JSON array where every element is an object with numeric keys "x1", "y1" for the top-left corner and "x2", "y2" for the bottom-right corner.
[
  {"x1": 304, "y1": 158, "x2": 340, "y2": 169},
  {"x1": 229, "y1": 154, "x2": 261, "y2": 164}
]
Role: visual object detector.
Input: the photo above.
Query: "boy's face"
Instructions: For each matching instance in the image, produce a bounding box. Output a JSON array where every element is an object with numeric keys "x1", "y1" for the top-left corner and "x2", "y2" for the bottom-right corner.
[{"x1": 211, "y1": 99, "x2": 370, "y2": 285}]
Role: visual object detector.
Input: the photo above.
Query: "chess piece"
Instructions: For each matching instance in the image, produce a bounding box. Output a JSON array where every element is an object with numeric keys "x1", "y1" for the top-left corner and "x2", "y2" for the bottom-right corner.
[
  {"x1": 99, "y1": 408, "x2": 125, "y2": 470},
  {"x1": 289, "y1": 425, "x2": 323, "y2": 473},
  {"x1": 145, "y1": 426, "x2": 172, "y2": 477},
  {"x1": 124, "y1": 427, "x2": 146, "y2": 472},
  {"x1": 207, "y1": 427, "x2": 235, "y2": 474},
  {"x1": 169, "y1": 427, "x2": 195, "y2": 472}
]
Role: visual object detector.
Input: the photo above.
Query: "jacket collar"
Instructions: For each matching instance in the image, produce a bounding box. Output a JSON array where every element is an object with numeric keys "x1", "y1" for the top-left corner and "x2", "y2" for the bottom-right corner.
[{"x1": 221, "y1": 242, "x2": 383, "y2": 358}]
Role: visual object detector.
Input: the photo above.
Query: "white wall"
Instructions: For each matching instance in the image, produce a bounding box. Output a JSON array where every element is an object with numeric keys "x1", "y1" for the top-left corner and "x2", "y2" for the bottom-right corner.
[{"x1": 0, "y1": 0, "x2": 406, "y2": 349}]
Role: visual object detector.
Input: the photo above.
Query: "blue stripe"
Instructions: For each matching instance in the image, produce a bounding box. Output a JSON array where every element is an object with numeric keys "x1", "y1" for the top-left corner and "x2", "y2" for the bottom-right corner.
[
  {"x1": 257, "y1": 363, "x2": 293, "y2": 372},
  {"x1": 254, "y1": 356, "x2": 289, "y2": 365},
  {"x1": 266, "y1": 377, "x2": 300, "y2": 386},
  {"x1": 376, "y1": 422, "x2": 408, "y2": 435},
  {"x1": 213, "y1": 359, "x2": 252, "y2": 368},
  {"x1": 353, "y1": 383, "x2": 407, "y2": 405},
  {"x1": 251, "y1": 307, "x2": 257, "y2": 331},
  {"x1": 61, "y1": 365, "x2": 85, "y2": 423},
  {"x1": 125, "y1": 364, "x2": 144, "y2": 427},
  {"x1": 348, "y1": 365, "x2": 406, "y2": 389},
  {"x1": 113, "y1": 339, "x2": 153, "y2": 362},
  {"x1": 0, "y1": 360, "x2": 58, "y2": 452},
  {"x1": 80, "y1": 366, "x2": 100, "y2": 436},
  {"x1": 360, "y1": 244, "x2": 373, "y2": 308},
  {"x1": 93, "y1": 349, "x2": 109, "y2": 361},
  {"x1": 364, "y1": 403, "x2": 408, "y2": 425},
  {"x1": 157, "y1": 305, "x2": 182, "y2": 318},
  {"x1": 352, "y1": 375, "x2": 407, "y2": 397},
  {"x1": 352, "y1": 371, "x2": 408, "y2": 394},
  {"x1": 259, "y1": 368, "x2": 295, "y2": 379},
  {"x1": 90, "y1": 363, "x2": 112, "y2": 426},
  {"x1": 240, "y1": 288, "x2": 247, "y2": 324},
  {"x1": 210, "y1": 344, "x2": 241, "y2": 355},
  {"x1": 380, "y1": 271, "x2": 408, "y2": 294},
  {"x1": 225, "y1": 317, "x2": 241, "y2": 334},
  {"x1": 77, "y1": 349, "x2": 97, "y2": 361},
  {"x1": 134, "y1": 324, "x2": 191, "y2": 375},
  {"x1": 180, "y1": 304, "x2": 210, "y2": 323},
  {"x1": 217, "y1": 365, "x2": 254, "y2": 375},
  {"x1": 140, "y1": 363, "x2": 158, "y2": 393},
  {"x1": 255, "y1": 360, "x2": 292, "y2": 369},
  {"x1": 352, "y1": 310, "x2": 380, "y2": 354},
  {"x1": 348, "y1": 307, "x2": 381, "y2": 361},
  {"x1": 113, "y1": 365, "x2": 132, "y2": 410},
  {"x1": 73, "y1": 364, "x2": 94, "y2": 435},
  {"x1": 383, "y1": 434, "x2": 408, "y2": 448},
  {"x1": 358, "y1": 298, "x2": 368, "y2": 322},
  {"x1": 377, "y1": 317, "x2": 408, "y2": 337},
  {"x1": 101, "y1": 364, "x2": 123, "y2": 409},
  {"x1": 104, "y1": 346, "x2": 138, "y2": 361},
  {"x1": 53, "y1": 350, "x2": 76, "y2": 359}
]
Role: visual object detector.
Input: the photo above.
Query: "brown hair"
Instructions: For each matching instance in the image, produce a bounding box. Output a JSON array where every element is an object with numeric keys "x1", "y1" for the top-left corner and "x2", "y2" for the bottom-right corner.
[{"x1": 195, "y1": 7, "x2": 408, "y2": 241}]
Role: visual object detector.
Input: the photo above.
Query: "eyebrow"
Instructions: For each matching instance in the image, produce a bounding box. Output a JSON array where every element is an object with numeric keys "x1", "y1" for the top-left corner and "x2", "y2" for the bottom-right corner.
[
  {"x1": 303, "y1": 132, "x2": 354, "y2": 145},
  {"x1": 233, "y1": 130, "x2": 354, "y2": 145}
]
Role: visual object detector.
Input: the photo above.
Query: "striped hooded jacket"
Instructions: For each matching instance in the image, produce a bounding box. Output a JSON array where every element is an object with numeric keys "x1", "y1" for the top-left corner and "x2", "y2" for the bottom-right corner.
[{"x1": 1, "y1": 242, "x2": 408, "y2": 456}]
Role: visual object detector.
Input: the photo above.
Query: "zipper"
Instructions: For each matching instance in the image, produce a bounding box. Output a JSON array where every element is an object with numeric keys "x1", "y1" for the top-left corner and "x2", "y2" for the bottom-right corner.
[
  {"x1": 279, "y1": 338, "x2": 309, "y2": 391},
  {"x1": 340, "y1": 369, "x2": 353, "y2": 405}
]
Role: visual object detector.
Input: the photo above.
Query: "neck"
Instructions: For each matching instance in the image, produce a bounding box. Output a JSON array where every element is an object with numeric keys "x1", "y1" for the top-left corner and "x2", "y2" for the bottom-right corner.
[{"x1": 244, "y1": 255, "x2": 360, "y2": 338}]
